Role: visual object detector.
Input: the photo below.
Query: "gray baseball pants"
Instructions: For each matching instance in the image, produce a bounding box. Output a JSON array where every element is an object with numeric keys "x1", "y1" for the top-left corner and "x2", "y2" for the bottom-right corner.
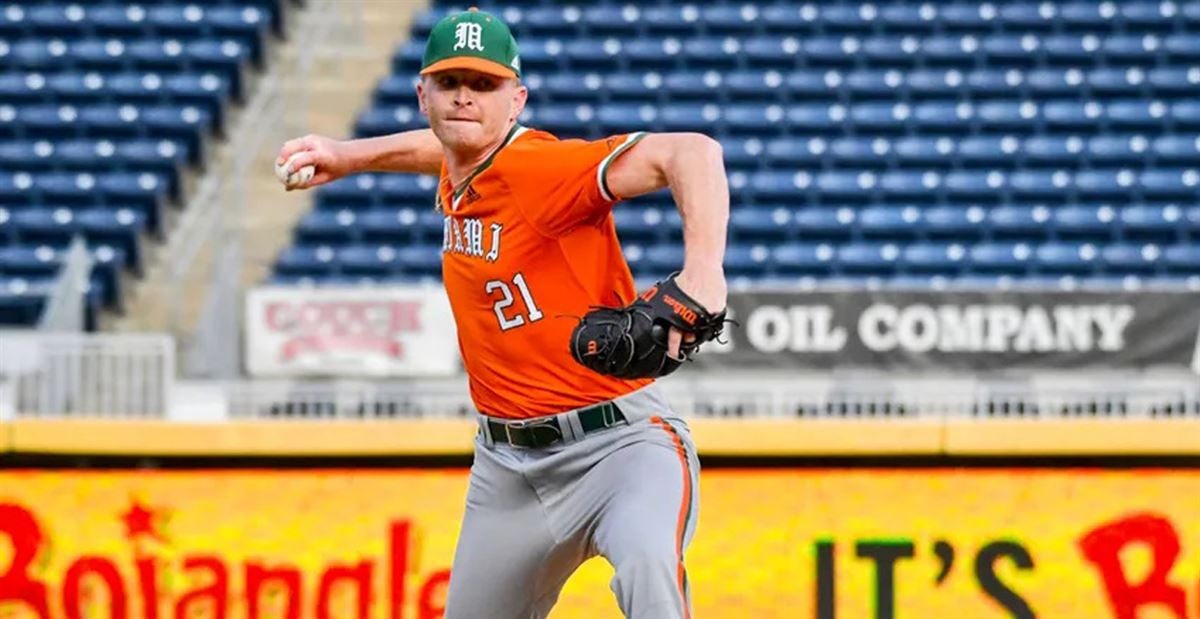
[{"x1": 444, "y1": 384, "x2": 700, "y2": 619}]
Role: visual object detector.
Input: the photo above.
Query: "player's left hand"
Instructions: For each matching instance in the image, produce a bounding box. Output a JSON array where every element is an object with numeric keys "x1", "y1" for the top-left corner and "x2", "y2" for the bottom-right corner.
[{"x1": 667, "y1": 267, "x2": 727, "y2": 360}]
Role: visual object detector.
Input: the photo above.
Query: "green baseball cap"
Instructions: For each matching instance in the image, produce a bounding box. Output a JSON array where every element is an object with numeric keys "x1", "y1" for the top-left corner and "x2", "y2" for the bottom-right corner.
[{"x1": 421, "y1": 7, "x2": 522, "y2": 80}]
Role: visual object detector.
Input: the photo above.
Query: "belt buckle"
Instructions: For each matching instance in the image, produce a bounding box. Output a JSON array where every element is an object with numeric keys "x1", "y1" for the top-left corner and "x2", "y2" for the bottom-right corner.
[{"x1": 503, "y1": 416, "x2": 562, "y2": 448}]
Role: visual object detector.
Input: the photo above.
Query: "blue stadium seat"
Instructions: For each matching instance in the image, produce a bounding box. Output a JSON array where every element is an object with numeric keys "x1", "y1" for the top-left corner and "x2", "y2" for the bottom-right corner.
[
  {"x1": 859, "y1": 205, "x2": 921, "y2": 238},
  {"x1": 772, "y1": 242, "x2": 834, "y2": 275},
  {"x1": 978, "y1": 100, "x2": 1041, "y2": 130},
  {"x1": 359, "y1": 208, "x2": 417, "y2": 244},
  {"x1": 355, "y1": 105, "x2": 423, "y2": 138},
  {"x1": 723, "y1": 243, "x2": 770, "y2": 276},
  {"x1": 1054, "y1": 204, "x2": 1119, "y2": 239},
  {"x1": 926, "y1": 205, "x2": 984, "y2": 239},
  {"x1": 701, "y1": 5, "x2": 761, "y2": 34},
  {"x1": 1121, "y1": 203, "x2": 1188, "y2": 240},
  {"x1": 1087, "y1": 135, "x2": 1148, "y2": 164},
  {"x1": 396, "y1": 245, "x2": 442, "y2": 277},
  {"x1": 1140, "y1": 168, "x2": 1200, "y2": 196},
  {"x1": 900, "y1": 68, "x2": 951, "y2": 98},
  {"x1": 795, "y1": 207, "x2": 855, "y2": 239},
  {"x1": 802, "y1": 36, "x2": 859, "y2": 65},
  {"x1": 659, "y1": 103, "x2": 719, "y2": 132},
  {"x1": 914, "y1": 101, "x2": 972, "y2": 132},
  {"x1": 1059, "y1": 2, "x2": 1118, "y2": 29},
  {"x1": 837, "y1": 242, "x2": 899, "y2": 275},
  {"x1": 1107, "y1": 100, "x2": 1169, "y2": 128},
  {"x1": 945, "y1": 170, "x2": 1006, "y2": 198},
  {"x1": 730, "y1": 207, "x2": 793, "y2": 242},
  {"x1": 970, "y1": 242, "x2": 1034, "y2": 274},
  {"x1": 896, "y1": 136, "x2": 956, "y2": 165},
  {"x1": 958, "y1": 135, "x2": 1016, "y2": 165},
  {"x1": 861, "y1": 35, "x2": 920, "y2": 65},
  {"x1": 338, "y1": 244, "x2": 400, "y2": 277},
  {"x1": 1165, "y1": 33, "x2": 1200, "y2": 58},
  {"x1": 1154, "y1": 135, "x2": 1200, "y2": 162},
  {"x1": 563, "y1": 38, "x2": 618, "y2": 69},
  {"x1": 686, "y1": 36, "x2": 744, "y2": 68},
  {"x1": 1074, "y1": 169, "x2": 1135, "y2": 197},
  {"x1": 1172, "y1": 101, "x2": 1200, "y2": 127},
  {"x1": 641, "y1": 6, "x2": 700, "y2": 35},
  {"x1": 662, "y1": 70, "x2": 716, "y2": 100},
  {"x1": 765, "y1": 136, "x2": 824, "y2": 165},
  {"x1": 1148, "y1": 67, "x2": 1200, "y2": 93},
  {"x1": 1102, "y1": 243, "x2": 1162, "y2": 274},
  {"x1": 1011, "y1": 171, "x2": 1073, "y2": 198},
  {"x1": 522, "y1": 7, "x2": 581, "y2": 37},
  {"x1": 923, "y1": 34, "x2": 980, "y2": 64},
  {"x1": 1036, "y1": 242, "x2": 1099, "y2": 275},
  {"x1": 903, "y1": 242, "x2": 967, "y2": 274},
  {"x1": 542, "y1": 72, "x2": 602, "y2": 102},
  {"x1": 816, "y1": 170, "x2": 877, "y2": 200},
  {"x1": 582, "y1": 6, "x2": 639, "y2": 36},
  {"x1": 596, "y1": 103, "x2": 654, "y2": 134},
  {"x1": 989, "y1": 205, "x2": 1052, "y2": 237},
  {"x1": 788, "y1": 104, "x2": 844, "y2": 133},
  {"x1": 999, "y1": 2, "x2": 1059, "y2": 29},
  {"x1": 1163, "y1": 245, "x2": 1200, "y2": 273},
  {"x1": 295, "y1": 210, "x2": 359, "y2": 245},
  {"x1": 274, "y1": 245, "x2": 337, "y2": 278},
  {"x1": 721, "y1": 104, "x2": 779, "y2": 135},
  {"x1": 724, "y1": 70, "x2": 785, "y2": 100},
  {"x1": 743, "y1": 36, "x2": 801, "y2": 69},
  {"x1": 939, "y1": 4, "x2": 996, "y2": 31}
]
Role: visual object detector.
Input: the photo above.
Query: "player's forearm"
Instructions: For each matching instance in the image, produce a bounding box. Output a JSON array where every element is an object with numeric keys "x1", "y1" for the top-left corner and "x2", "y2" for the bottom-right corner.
[
  {"x1": 663, "y1": 135, "x2": 730, "y2": 274},
  {"x1": 343, "y1": 129, "x2": 444, "y2": 176}
]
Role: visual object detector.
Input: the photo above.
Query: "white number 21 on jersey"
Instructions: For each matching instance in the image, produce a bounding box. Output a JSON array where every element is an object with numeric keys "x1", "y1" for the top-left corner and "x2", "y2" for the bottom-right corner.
[{"x1": 485, "y1": 273, "x2": 544, "y2": 331}]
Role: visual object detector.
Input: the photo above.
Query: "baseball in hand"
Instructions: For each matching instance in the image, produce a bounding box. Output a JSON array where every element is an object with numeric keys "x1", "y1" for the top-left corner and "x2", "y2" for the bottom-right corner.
[{"x1": 274, "y1": 153, "x2": 315, "y2": 188}]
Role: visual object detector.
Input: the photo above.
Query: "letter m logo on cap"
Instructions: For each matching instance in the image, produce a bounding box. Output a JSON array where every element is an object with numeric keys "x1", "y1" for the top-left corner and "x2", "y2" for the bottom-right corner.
[{"x1": 454, "y1": 22, "x2": 484, "y2": 51}]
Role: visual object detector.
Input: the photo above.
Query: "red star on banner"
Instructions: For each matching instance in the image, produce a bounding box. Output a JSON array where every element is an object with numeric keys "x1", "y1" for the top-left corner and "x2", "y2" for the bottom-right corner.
[{"x1": 121, "y1": 499, "x2": 167, "y2": 542}]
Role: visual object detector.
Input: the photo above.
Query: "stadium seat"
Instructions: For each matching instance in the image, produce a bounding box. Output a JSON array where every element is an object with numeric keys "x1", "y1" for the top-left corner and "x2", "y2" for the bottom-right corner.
[
  {"x1": 970, "y1": 242, "x2": 1034, "y2": 274},
  {"x1": 1102, "y1": 243, "x2": 1162, "y2": 274},
  {"x1": 1054, "y1": 204, "x2": 1119, "y2": 239},
  {"x1": 1036, "y1": 243, "x2": 1099, "y2": 275},
  {"x1": 902, "y1": 242, "x2": 967, "y2": 275},
  {"x1": 1121, "y1": 203, "x2": 1188, "y2": 240},
  {"x1": 1163, "y1": 245, "x2": 1200, "y2": 273},
  {"x1": 772, "y1": 242, "x2": 835, "y2": 275}
]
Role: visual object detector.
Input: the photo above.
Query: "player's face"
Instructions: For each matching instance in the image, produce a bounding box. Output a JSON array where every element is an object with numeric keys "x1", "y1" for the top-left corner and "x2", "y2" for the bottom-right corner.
[{"x1": 418, "y1": 69, "x2": 527, "y2": 155}]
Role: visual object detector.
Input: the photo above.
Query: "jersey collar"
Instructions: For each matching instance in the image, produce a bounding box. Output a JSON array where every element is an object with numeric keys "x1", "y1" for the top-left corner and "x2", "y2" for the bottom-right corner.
[{"x1": 445, "y1": 123, "x2": 528, "y2": 212}]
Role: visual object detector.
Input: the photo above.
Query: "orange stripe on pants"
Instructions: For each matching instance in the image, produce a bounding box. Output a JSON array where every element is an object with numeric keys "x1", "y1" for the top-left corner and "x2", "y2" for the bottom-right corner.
[{"x1": 650, "y1": 416, "x2": 692, "y2": 619}]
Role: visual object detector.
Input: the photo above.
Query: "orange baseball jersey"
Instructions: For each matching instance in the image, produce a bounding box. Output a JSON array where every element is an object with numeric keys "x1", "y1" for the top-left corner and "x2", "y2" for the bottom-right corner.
[{"x1": 436, "y1": 125, "x2": 654, "y2": 419}]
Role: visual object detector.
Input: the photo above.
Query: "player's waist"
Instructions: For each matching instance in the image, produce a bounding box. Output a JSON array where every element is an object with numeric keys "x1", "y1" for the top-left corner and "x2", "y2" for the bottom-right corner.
[{"x1": 476, "y1": 382, "x2": 667, "y2": 449}]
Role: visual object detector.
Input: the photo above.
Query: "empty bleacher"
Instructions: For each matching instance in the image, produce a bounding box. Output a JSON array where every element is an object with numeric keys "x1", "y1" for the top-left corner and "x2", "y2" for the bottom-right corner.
[
  {"x1": 275, "y1": 2, "x2": 1192, "y2": 288},
  {"x1": 0, "y1": 0, "x2": 298, "y2": 329}
]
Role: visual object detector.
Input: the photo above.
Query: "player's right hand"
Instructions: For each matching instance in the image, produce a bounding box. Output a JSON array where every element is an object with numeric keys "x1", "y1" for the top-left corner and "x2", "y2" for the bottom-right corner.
[{"x1": 274, "y1": 134, "x2": 353, "y2": 191}]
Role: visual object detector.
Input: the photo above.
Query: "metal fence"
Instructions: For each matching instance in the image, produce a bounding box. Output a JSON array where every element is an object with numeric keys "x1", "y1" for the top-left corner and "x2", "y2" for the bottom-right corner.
[
  {"x1": 219, "y1": 371, "x2": 1200, "y2": 421},
  {"x1": 0, "y1": 332, "x2": 174, "y2": 417}
]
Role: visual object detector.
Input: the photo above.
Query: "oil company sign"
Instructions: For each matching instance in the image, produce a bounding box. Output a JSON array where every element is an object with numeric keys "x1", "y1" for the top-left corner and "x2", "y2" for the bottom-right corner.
[{"x1": 0, "y1": 469, "x2": 1198, "y2": 618}]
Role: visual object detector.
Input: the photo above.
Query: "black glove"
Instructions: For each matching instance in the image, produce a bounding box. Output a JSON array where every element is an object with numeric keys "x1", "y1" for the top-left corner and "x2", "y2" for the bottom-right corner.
[{"x1": 569, "y1": 275, "x2": 729, "y2": 379}]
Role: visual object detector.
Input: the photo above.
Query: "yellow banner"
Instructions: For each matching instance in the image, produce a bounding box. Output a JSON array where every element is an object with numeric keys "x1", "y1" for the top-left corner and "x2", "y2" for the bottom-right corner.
[{"x1": 1, "y1": 469, "x2": 1199, "y2": 618}]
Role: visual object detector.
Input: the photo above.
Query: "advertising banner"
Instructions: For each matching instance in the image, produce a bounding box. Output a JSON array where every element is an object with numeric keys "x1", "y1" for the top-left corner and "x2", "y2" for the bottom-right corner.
[
  {"x1": 700, "y1": 290, "x2": 1200, "y2": 373},
  {"x1": 2, "y1": 469, "x2": 1199, "y2": 618},
  {"x1": 245, "y1": 286, "x2": 459, "y2": 377}
]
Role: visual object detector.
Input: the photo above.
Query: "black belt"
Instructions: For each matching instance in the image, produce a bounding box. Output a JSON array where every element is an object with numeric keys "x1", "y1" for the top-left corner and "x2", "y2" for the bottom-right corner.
[{"x1": 485, "y1": 402, "x2": 626, "y2": 449}]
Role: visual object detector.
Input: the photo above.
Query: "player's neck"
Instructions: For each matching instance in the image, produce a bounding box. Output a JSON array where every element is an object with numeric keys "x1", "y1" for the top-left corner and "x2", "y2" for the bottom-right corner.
[{"x1": 443, "y1": 121, "x2": 519, "y2": 190}]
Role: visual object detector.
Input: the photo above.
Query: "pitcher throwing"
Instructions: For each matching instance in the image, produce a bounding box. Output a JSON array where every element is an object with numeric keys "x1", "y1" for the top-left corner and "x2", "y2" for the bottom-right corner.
[{"x1": 275, "y1": 8, "x2": 730, "y2": 618}]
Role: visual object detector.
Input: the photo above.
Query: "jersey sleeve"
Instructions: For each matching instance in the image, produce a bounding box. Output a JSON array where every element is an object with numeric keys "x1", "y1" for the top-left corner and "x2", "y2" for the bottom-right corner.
[{"x1": 505, "y1": 132, "x2": 648, "y2": 237}]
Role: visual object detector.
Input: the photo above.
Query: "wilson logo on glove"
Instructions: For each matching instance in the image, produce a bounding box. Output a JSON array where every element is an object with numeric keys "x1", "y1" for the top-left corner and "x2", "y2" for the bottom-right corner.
[{"x1": 569, "y1": 275, "x2": 730, "y2": 379}]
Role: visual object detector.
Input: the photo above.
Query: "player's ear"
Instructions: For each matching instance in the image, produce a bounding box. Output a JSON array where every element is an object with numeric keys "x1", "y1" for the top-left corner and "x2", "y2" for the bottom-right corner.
[
  {"x1": 510, "y1": 81, "x2": 528, "y2": 123},
  {"x1": 416, "y1": 78, "x2": 429, "y2": 116}
]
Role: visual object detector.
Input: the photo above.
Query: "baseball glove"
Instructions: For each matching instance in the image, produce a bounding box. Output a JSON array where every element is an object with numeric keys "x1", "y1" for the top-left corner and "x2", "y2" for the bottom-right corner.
[{"x1": 569, "y1": 275, "x2": 729, "y2": 379}]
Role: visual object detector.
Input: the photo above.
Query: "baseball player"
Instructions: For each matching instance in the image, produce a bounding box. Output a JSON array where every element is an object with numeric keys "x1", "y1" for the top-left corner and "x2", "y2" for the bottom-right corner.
[{"x1": 275, "y1": 9, "x2": 730, "y2": 618}]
